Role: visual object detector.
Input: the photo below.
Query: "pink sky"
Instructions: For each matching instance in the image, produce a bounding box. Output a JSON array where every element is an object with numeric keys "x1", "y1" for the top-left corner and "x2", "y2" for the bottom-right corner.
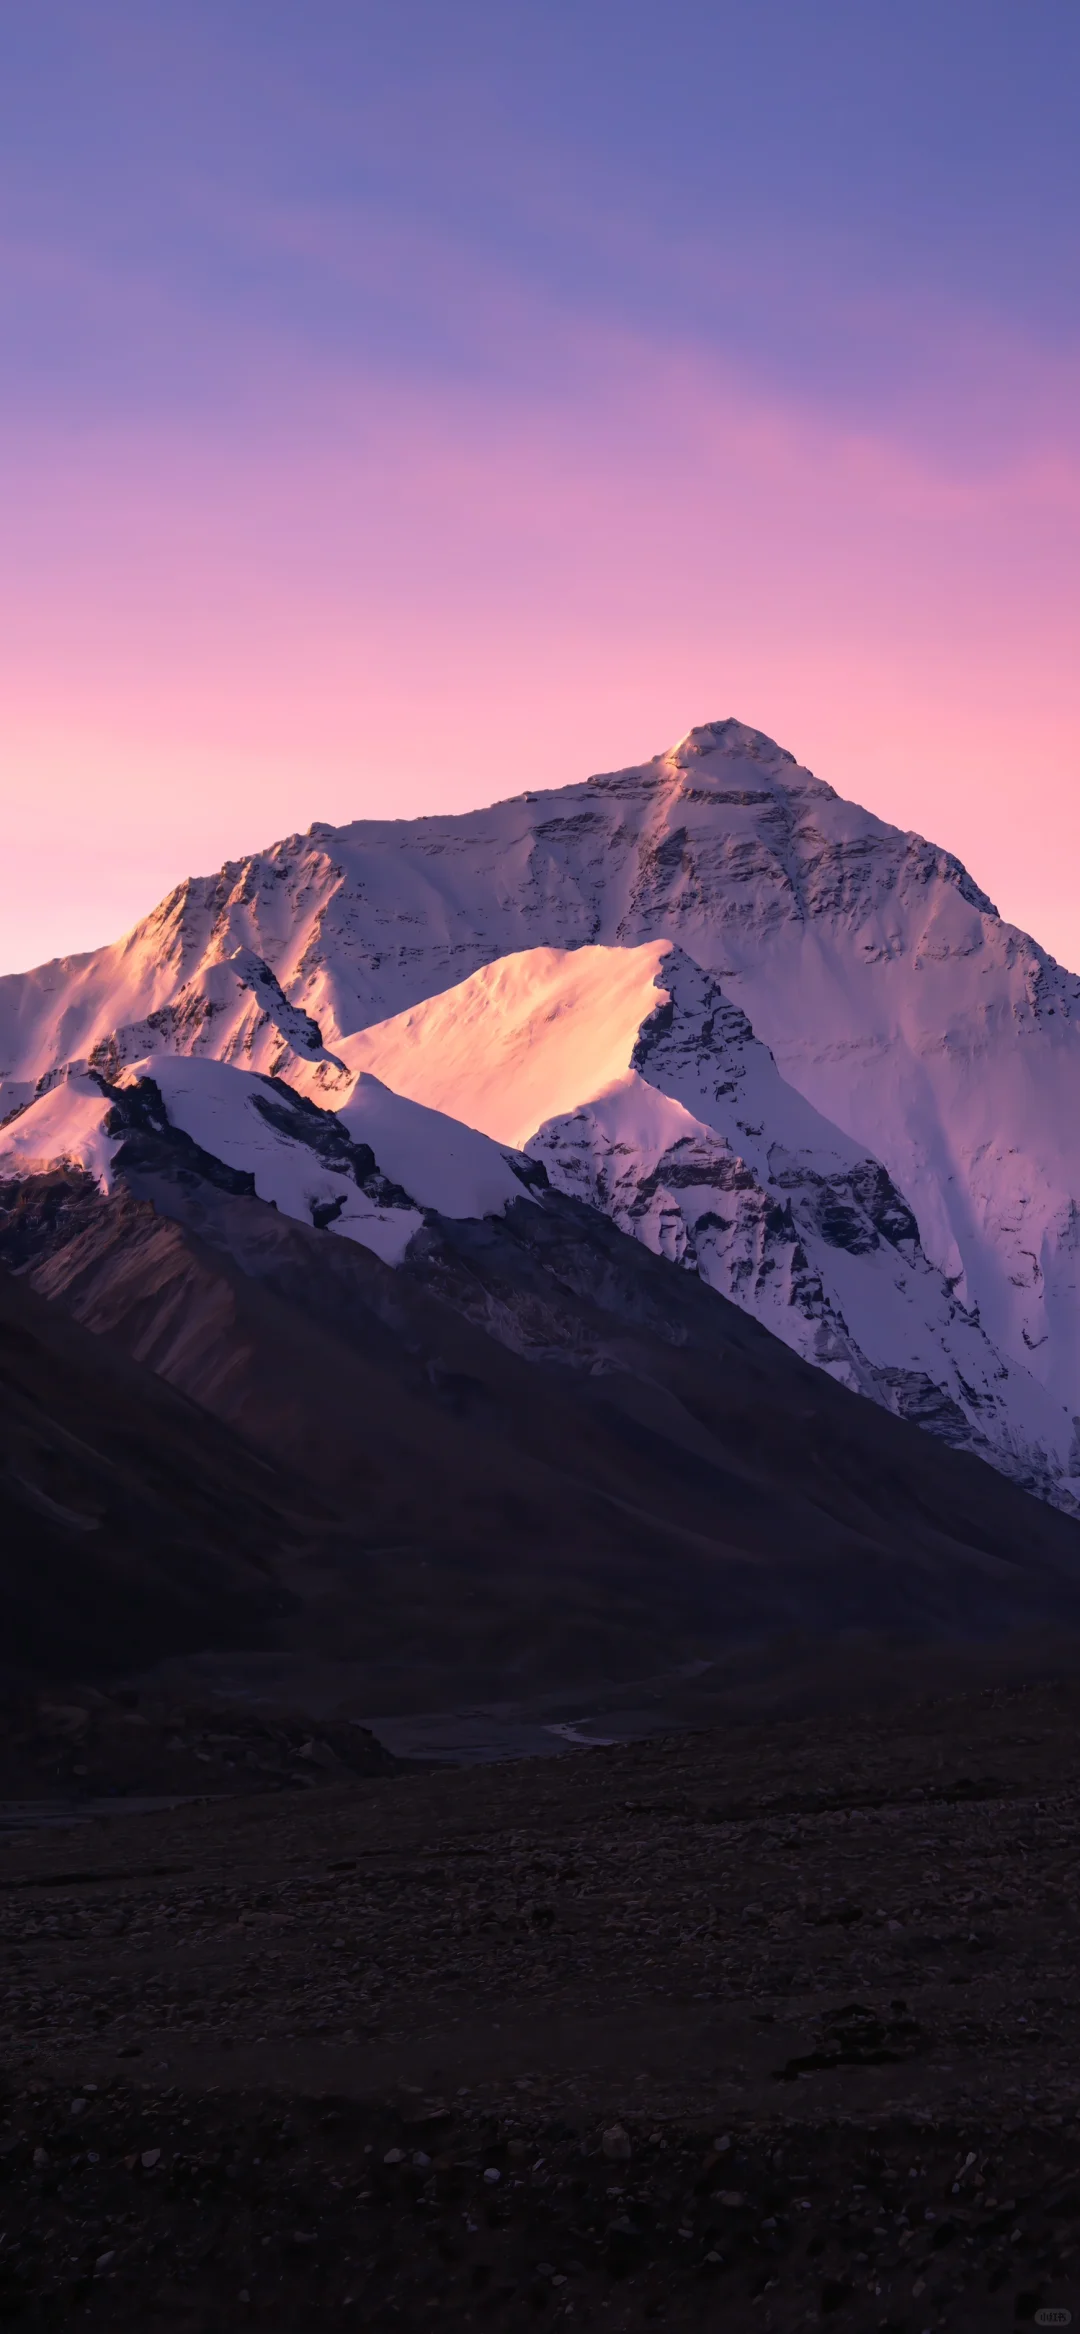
[
  {"x1": 3, "y1": 336, "x2": 1079, "y2": 980},
  {"x1": 4, "y1": 8, "x2": 1080, "y2": 983}
]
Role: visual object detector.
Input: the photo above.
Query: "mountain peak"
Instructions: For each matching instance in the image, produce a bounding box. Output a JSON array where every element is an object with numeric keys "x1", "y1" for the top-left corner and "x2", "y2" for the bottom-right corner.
[
  {"x1": 671, "y1": 715, "x2": 795, "y2": 763},
  {"x1": 587, "y1": 717, "x2": 835, "y2": 799}
]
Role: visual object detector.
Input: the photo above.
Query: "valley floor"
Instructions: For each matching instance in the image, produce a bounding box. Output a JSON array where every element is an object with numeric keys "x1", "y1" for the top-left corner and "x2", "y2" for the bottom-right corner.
[{"x1": 2, "y1": 1682, "x2": 1080, "y2": 2330}]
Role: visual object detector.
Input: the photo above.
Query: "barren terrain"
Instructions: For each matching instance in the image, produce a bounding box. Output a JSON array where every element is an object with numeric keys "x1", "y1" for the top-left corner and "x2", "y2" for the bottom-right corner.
[{"x1": 2, "y1": 1681, "x2": 1080, "y2": 2330}]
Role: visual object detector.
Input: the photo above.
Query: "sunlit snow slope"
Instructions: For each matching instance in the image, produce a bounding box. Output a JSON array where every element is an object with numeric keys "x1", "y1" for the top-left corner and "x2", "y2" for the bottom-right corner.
[
  {"x1": 324, "y1": 943, "x2": 676, "y2": 1148},
  {"x1": 331, "y1": 939, "x2": 1079, "y2": 1505},
  {"x1": 2, "y1": 715, "x2": 1078, "y2": 1424}
]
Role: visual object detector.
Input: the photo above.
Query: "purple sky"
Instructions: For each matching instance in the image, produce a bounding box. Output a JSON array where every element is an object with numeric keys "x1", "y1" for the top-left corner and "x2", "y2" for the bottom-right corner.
[{"x1": 2, "y1": 2, "x2": 1079, "y2": 974}]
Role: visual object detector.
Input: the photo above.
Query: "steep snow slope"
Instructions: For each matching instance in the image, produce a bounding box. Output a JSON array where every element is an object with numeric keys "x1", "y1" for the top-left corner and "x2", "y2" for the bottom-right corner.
[
  {"x1": 334, "y1": 940, "x2": 1078, "y2": 1505},
  {"x1": 0, "y1": 1058, "x2": 535, "y2": 1265},
  {"x1": 0, "y1": 1073, "x2": 123, "y2": 1192},
  {"x1": 323, "y1": 944, "x2": 679, "y2": 1147},
  {"x1": 2, "y1": 717, "x2": 1078, "y2": 1414},
  {"x1": 0, "y1": 944, "x2": 347, "y2": 1123},
  {"x1": 337, "y1": 1074, "x2": 538, "y2": 1221}
]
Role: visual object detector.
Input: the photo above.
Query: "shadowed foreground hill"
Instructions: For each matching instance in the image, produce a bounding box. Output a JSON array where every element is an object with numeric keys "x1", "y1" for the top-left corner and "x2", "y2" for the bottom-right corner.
[
  {"x1": 7, "y1": 1141, "x2": 1080, "y2": 1698},
  {"x1": 0, "y1": 1262, "x2": 314, "y2": 1676}
]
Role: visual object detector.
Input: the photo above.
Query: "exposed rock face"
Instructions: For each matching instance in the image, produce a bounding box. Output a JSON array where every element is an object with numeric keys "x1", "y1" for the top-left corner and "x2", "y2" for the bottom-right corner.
[{"x1": 3, "y1": 716, "x2": 1078, "y2": 1451}]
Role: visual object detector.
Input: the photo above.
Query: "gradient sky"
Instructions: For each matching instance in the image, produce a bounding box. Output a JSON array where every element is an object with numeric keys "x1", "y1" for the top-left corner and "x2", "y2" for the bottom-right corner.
[{"x1": 2, "y1": 2, "x2": 1079, "y2": 977}]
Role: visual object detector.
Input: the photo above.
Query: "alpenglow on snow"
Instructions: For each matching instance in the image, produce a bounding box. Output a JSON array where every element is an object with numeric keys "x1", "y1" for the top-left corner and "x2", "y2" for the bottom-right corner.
[{"x1": 2, "y1": 718, "x2": 1078, "y2": 1507}]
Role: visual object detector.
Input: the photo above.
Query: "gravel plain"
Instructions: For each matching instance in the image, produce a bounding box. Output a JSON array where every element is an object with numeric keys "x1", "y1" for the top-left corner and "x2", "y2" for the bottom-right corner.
[{"x1": 2, "y1": 1680, "x2": 1080, "y2": 2330}]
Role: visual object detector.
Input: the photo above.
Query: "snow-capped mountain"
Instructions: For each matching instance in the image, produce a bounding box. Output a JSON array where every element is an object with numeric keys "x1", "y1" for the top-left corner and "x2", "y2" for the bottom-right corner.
[
  {"x1": 2, "y1": 715, "x2": 1078, "y2": 1441},
  {"x1": 327, "y1": 938, "x2": 1078, "y2": 1502},
  {"x1": 8, "y1": 931, "x2": 1073, "y2": 1505},
  {"x1": 0, "y1": 1056, "x2": 538, "y2": 1267}
]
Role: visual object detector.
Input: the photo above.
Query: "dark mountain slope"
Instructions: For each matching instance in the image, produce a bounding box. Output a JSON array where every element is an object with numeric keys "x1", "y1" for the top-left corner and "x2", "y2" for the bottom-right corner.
[
  {"x1": 7, "y1": 1143, "x2": 1080, "y2": 1700},
  {"x1": 0, "y1": 1260, "x2": 311, "y2": 1676}
]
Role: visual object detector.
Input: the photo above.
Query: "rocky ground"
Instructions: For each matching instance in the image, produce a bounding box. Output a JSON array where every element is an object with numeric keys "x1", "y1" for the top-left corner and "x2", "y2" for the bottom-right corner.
[{"x1": 3, "y1": 1679, "x2": 1080, "y2": 2330}]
